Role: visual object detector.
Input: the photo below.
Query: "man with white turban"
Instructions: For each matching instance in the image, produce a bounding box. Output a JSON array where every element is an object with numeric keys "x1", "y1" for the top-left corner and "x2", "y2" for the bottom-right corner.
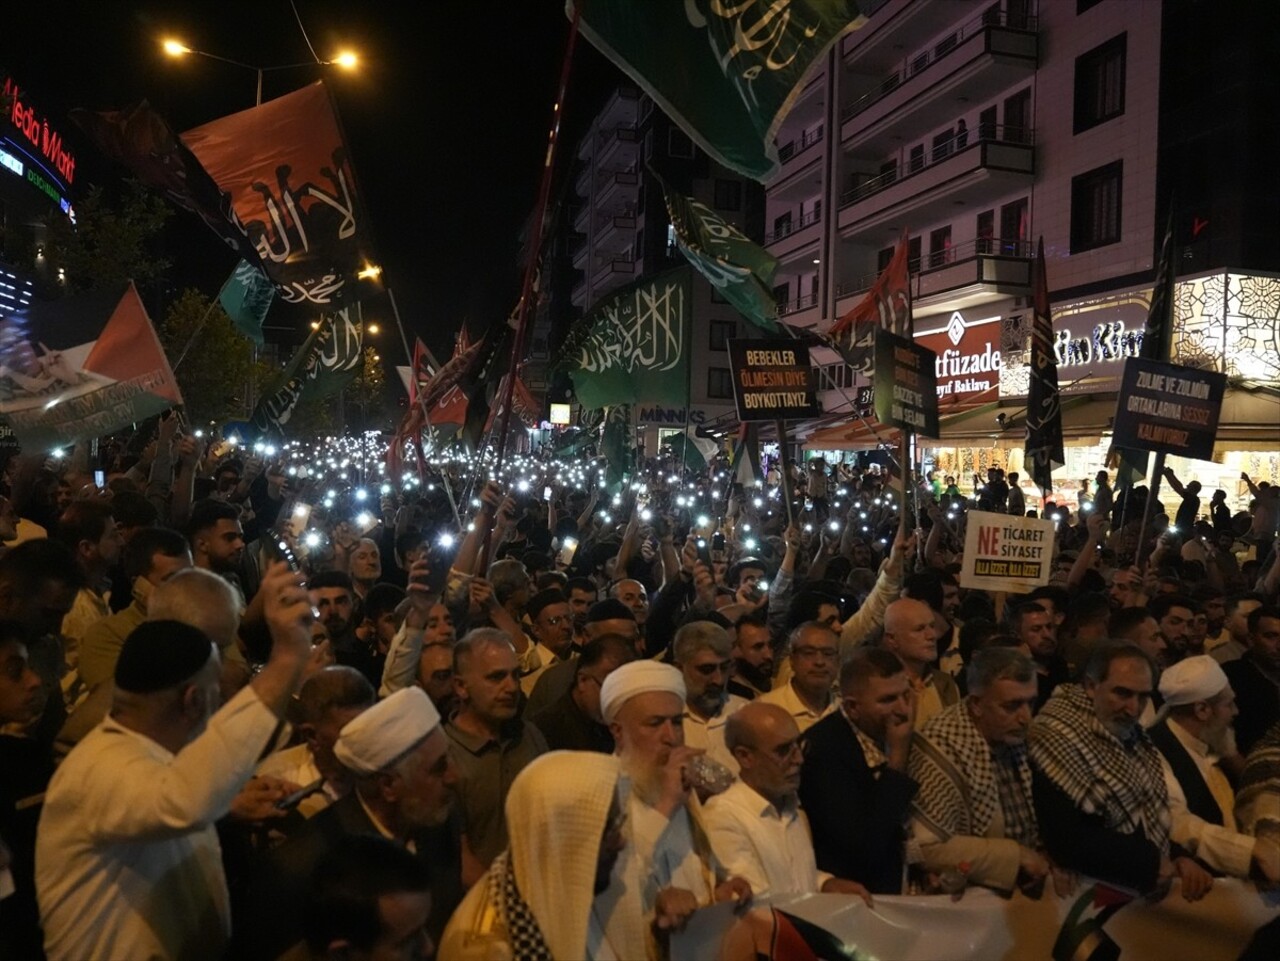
[
  {"x1": 1149, "y1": 655, "x2": 1280, "y2": 882},
  {"x1": 592, "y1": 660, "x2": 752, "y2": 960},
  {"x1": 439, "y1": 751, "x2": 626, "y2": 960}
]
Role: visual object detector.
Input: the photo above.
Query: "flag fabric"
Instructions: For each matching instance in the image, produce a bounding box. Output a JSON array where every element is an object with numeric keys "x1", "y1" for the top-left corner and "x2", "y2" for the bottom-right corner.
[
  {"x1": 486, "y1": 373, "x2": 541, "y2": 431},
  {"x1": 559, "y1": 267, "x2": 693, "y2": 410},
  {"x1": 0, "y1": 282, "x2": 183, "y2": 451},
  {"x1": 1024, "y1": 238, "x2": 1064, "y2": 495},
  {"x1": 181, "y1": 81, "x2": 381, "y2": 310},
  {"x1": 655, "y1": 169, "x2": 779, "y2": 332},
  {"x1": 388, "y1": 331, "x2": 472, "y2": 478},
  {"x1": 732, "y1": 421, "x2": 763, "y2": 486},
  {"x1": 825, "y1": 231, "x2": 911, "y2": 375},
  {"x1": 70, "y1": 101, "x2": 263, "y2": 267},
  {"x1": 568, "y1": 1, "x2": 867, "y2": 181},
  {"x1": 666, "y1": 427, "x2": 718, "y2": 472},
  {"x1": 601, "y1": 404, "x2": 634, "y2": 493},
  {"x1": 461, "y1": 322, "x2": 516, "y2": 454},
  {"x1": 218, "y1": 260, "x2": 275, "y2": 345},
  {"x1": 249, "y1": 302, "x2": 364, "y2": 434}
]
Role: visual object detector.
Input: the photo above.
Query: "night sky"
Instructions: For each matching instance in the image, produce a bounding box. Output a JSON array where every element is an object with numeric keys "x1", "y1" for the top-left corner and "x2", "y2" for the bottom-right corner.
[{"x1": 3, "y1": 0, "x2": 620, "y2": 363}]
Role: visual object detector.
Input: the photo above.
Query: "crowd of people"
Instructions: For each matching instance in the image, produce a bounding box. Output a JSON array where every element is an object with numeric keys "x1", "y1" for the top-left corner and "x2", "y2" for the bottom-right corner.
[{"x1": 1, "y1": 420, "x2": 1280, "y2": 960}]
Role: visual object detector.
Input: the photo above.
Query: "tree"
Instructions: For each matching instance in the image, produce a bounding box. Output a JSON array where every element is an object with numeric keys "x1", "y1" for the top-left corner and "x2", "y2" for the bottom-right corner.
[
  {"x1": 347, "y1": 346, "x2": 392, "y2": 432},
  {"x1": 158, "y1": 288, "x2": 274, "y2": 425},
  {"x1": 41, "y1": 181, "x2": 172, "y2": 295}
]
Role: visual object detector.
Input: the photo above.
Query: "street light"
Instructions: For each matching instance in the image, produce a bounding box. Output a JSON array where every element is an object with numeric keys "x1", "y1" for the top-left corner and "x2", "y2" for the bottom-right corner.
[
  {"x1": 366, "y1": 323, "x2": 380, "y2": 335},
  {"x1": 161, "y1": 37, "x2": 358, "y2": 106}
]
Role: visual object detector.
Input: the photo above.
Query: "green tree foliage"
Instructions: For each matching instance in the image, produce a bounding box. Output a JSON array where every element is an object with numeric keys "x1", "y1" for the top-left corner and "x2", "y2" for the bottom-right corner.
[
  {"x1": 347, "y1": 346, "x2": 392, "y2": 432},
  {"x1": 42, "y1": 181, "x2": 172, "y2": 294}
]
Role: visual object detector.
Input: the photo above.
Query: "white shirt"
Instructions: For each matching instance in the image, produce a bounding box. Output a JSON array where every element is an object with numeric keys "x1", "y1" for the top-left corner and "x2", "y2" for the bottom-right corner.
[
  {"x1": 703, "y1": 779, "x2": 830, "y2": 900},
  {"x1": 36, "y1": 685, "x2": 278, "y2": 961},
  {"x1": 255, "y1": 743, "x2": 340, "y2": 819},
  {"x1": 683, "y1": 694, "x2": 748, "y2": 773},
  {"x1": 757, "y1": 680, "x2": 835, "y2": 733},
  {"x1": 1160, "y1": 718, "x2": 1256, "y2": 878}
]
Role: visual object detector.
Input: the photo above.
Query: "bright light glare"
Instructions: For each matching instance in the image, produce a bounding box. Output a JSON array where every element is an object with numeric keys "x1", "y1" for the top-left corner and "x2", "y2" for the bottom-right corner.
[
  {"x1": 304, "y1": 532, "x2": 321, "y2": 548},
  {"x1": 439, "y1": 533, "x2": 455, "y2": 548},
  {"x1": 162, "y1": 39, "x2": 191, "y2": 57},
  {"x1": 333, "y1": 50, "x2": 358, "y2": 69}
]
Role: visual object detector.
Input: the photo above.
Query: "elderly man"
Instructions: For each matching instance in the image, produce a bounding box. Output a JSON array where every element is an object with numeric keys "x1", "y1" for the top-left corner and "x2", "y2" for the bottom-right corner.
[
  {"x1": 36, "y1": 562, "x2": 314, "y2": 961},
  {"x1": 882, "y1": 597, "x2": 959, "y2": 729},
  {"x1": 521, "y1": 588, "x2": 575, "y2": 694},
  {"x1": 704, "y1": 702, "x2": 871, "y2": 901},
  {"x1": 674, "y1": 619, "x2": 748, "y2": 772},
  {"x1": 1029, "y1": 642, "x2": 1214, "y2": 899},
  {"x1": 347, "y1": 536, "x2": 382, "y2": 604},
  {"x1": 524, "y1": 598, "x2": 640, "y2": 716},
  {"x1": 799, "y1": 648, "x2": 918, "y2": 894},
  {"x1": 235, "y1": 685, "x2": 461, "y2": 961},
  {"x1": 256, "y1": 666, "x2": 376, "y2": 819},
  {"x1": 439, "y1": 751, "x2": 627, "y2": 960},
  {"x1": 445, "y1": 628, "x2": 548, "y2": 884},
  {"x1": 1151, "y1": 655, "x2": 1280, "y2": 884},
  {"x1": 758, "y1": 621, "x2": 840, "y2": 732},
  {"x1": 532, "y1": 634, "x2": 634, "y2": 753},
  {"x1": 911, "y1": 648, "x2": 1055, "y2": 894},
  {"x1": 611, "y1": 577, "x2": 650, "y2": 631},
  {"x1": 1223, "y1": 605, "x2": 1280, "y2": 754},
  {"x1": 594, "y1": 660, "x2": 751, "y2": 960}
]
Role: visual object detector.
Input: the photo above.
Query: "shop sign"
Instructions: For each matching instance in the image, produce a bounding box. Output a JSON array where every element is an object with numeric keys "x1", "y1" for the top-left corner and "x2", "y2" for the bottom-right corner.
[
  {"x1": 913, "y1": 311, "x2": 1001, "y2": 403},
  {"x1": 1111, "y1": 358, "x2": 1227, "y2": 461},
  {"x1": 1054, "y1": 320, "x2": 1144, "y2": 368},
  {"x1": 638, "y1": 406, "x2": 708, "y2": 425},
  {"x1": 2, "y1": 76, "x2": 77, "y2": 190}
]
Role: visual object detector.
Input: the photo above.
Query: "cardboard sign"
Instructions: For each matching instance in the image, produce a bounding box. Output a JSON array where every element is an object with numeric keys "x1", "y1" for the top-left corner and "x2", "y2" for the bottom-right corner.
[
  {"x1": 873, "y1": 328, "x2": 939, "y2": 436},
  {"x1": 1112, "y1": 358, "x2": 1227, "y2": 461},
  {"x1": 727, "y1": 338, "x2": 819, "y2": 421},
  {"x1": 959, "y1": 510, "x2": 1056, "y2": 592}
]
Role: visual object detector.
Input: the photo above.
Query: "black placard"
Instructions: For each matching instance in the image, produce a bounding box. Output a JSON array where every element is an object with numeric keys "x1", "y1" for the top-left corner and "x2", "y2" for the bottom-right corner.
[
  {"x1": 873, "y1": 328, "x2": 939, "y2": 437},
  {"x1": 1112, "y1": 358, "x2": 1227, "y2": 460},
  {"x1": 727, "y1": 339, "x2": 819, "y2": 421}
]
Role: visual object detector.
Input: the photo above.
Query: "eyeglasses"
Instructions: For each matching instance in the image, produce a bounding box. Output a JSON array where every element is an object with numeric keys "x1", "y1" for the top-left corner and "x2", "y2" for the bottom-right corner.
[{"x1": 542, "y1": 614, "x2": 570, "y2": 626}]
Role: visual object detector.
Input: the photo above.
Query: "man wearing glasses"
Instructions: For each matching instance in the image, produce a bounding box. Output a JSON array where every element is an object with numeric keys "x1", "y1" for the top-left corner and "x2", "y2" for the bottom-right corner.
[{"x1": 757, "y1": 622, "x2": 840, "y2": 733}]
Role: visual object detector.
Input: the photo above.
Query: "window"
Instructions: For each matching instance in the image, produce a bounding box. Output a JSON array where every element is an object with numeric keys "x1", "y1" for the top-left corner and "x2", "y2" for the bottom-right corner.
[
  {"x1": 773, "y1": 281, "x2": 791, "y2": 306},
  {"x1": 1074, "y1": 34, "x2": 1127, "y2": 133},
  {"x1": 978, "y1": 106, "x2": 997, "y2": 141},
  {"x1": 644, "y1": 130, "x2": 654, "y2": 161},
  {"x1": 714, "y1": 179, "x2": 742, "y2": 211},
  {"x1": 1000, "y1": 199, "x2": 1029, "y2": 252},
  {"x1": 668, "y1": 128, "x2": 695, "y2": 158},
  {"x1": 932, "y1": 129, "x2": 954, "y2": 163},
  {"x1": 772, "y1": 211, "x2": 793, "y2": 239},
  {"x1": 1070, "y1": 161, "x2": 1123, "y2": 252},
  {"x1": 909, "y1": 144, "x2": 925, "y2": 173},
  {"x1": 976, "y1": 210, "x2": 995, "y2": 254},
  {"x1": 877, "y1": 245, "x2": 895, "y2": 271},
  {"x1": 635, "y1": 228, "x2": 645, "y2": 258},
  {"x1": 878, "y1": 159, "x2": 897, "y2": 186},
  {"x1": 710, "y1": 319, "x2": 736, "y2": 350},
  {"x1": 934, "y1": 33, "x2": 958, "y2": 59},
  {"x1": 1004, "y1": 89, "x2": 1031, "y2": 144},
  {"x1": 908, "y1": 236, "x2": 922, "y2": 273},
  {"x1": 1077, "y1": 0, "x2": 1105, "y2": 13},
  {"x1": 707, "y1": 367, "x2": 734, "y2": 399},
  {"x1": 929, "y1": 226, "x2": 953, "y2": 268}
]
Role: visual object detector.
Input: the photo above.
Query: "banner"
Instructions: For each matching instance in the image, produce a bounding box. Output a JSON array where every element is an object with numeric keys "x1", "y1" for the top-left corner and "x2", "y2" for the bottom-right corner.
[
  {"x1": 601, "y1": 403, "x2": 634, "y2": 493},
  {"x1": 0, "y1": 283, "x2": 182, "y2": 451},
  {"x1": 249, "y1": 301, "x2": 364, "y2": 434},
  {"x1": 827, "y1": 231, "x2": 911, "y2": 376},
  {"x1": 1025, "y1": 238, "x2": 1065, "y2": 494},
  {"x1": 569, "y1": 1, "x2": 866, "y2": 181},
  {"x1": 959, "y1": 510, "x2": 1056, "y2": 593},
  {"x1": 728, "y1": 338, "x2": 818, "y2": 421},
  {"x1": 218, "y1": 259, "x2": 275, "y2": 345},
  {"x1": 181, "y1": 81, "x2": 381, "y2": 309},
  {"x1": 656, "y1": 170, "x2": 778, "y2": 332},
  {"x1": 672, "y1": 880, "x2": 1280, "y2": 961},
  {"x1": 562, "y1": 268, "x2": 693, "y2": 410},
  {"x1": 873, "y1": 328, "x2": 939, "y2": 437},
  {"x1": 1112, "y1": 358, "x2": 1228, "y2": 461}
]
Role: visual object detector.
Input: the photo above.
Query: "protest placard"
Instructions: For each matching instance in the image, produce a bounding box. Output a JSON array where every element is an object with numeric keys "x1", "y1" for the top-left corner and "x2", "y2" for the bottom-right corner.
[
  {"x1": 873, "y1": 328, "x2": 939, "y2": 437},
  {"x1": 959, "y1": 510, "x2": 1056, "y2": 592},
  {"x1": 727, "y1": 338, "x2": 819, "y2": 421},
  {"x1": 1112, "y1": 358, "x2": 1227, "y2": 461}
]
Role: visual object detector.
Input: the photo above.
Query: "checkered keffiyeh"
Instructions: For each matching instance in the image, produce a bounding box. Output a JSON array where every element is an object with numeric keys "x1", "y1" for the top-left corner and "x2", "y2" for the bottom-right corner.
[
  {"x1": 1028, "y1": 683, "x2": 1170, "y2": 852},
  {"x1": 910, "y1": 701, "x2": 1038, "y2": 848},
  {"x1": 1237, "y1": 722, "x2": 1280, "y2": 835},
  {"x1": 488, "y1": 850, "x2": 553, "y2": 961}
]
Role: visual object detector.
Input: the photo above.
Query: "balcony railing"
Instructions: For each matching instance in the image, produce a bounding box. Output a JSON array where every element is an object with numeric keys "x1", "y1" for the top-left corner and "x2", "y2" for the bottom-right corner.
[
  {"x1": 841, "y1": 8, "x2": 1038, "y2": 122},
  {"x1": 778, "y1": 124, "x2": 824, "y2": 163},
  {"x1": 779, "y1": 292, "x2": 819, "y2": 316},
  {"x1": 840, "y1": 123, "x2": 1033, "y2": 209},
  {"x1": 834, "y1": 238, "x2": 1035, "y2": 299},
  {"x1": 765, "y1": 204, "x2": 823, "y2": 244}
]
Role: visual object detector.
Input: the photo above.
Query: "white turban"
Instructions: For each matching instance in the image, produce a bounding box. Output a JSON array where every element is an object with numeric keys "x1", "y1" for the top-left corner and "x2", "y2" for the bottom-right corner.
[
  {"x1": 599, "y1": 660, "x2": 686, "y2": 724},
  {"x1": 334, "y1": 686, "x2": 441, "y2": 775},
  {"x1": 1159, "y1": 655, "x2": 1230, "y2": 707}
]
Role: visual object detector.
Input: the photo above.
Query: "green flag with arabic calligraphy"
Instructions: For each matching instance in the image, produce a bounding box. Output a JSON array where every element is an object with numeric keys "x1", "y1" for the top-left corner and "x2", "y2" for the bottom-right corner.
[
  {"x1": 655, "y1": 169, "x2": 779, "y2": 332},
  {"x1": 560, "y1": 268, "x2": 693, "y2": 411},
  {"x1": 568, "y1": 0, "x2": 867, "y2": 181},
  {"x1": 218, "y1": 260, "x2": 275, "y2": 346}
]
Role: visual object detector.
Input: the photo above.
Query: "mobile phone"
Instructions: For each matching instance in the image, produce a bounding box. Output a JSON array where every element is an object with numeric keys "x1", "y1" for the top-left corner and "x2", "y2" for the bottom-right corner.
[
  {"x1": 696, "y1": 539, "x2": 713, "y2": 567},
  {"x1": 558, "y1": 536, "x2": 579, "y2": 567},
  {"x1": 711, "y1": 531, "x2": 725, "y2": 552},
  {"x1": 274, "y1": 778, "x2": 325, "y2": 812},
  {"x1": 543, "y1": 486, "x2": 553, "y2": 501},
  {"x1": 93, "y1": 469, "x2": 106, "y2": 489},
  {"x1": 267, "y1": 537, "x2": 301, "y2": 572}
]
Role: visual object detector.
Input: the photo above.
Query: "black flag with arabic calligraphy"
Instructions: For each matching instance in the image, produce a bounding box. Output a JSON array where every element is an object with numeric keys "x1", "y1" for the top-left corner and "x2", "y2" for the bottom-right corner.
[{"x1": 1025, "y1": 238, "x2": 1064, "y2": 495}]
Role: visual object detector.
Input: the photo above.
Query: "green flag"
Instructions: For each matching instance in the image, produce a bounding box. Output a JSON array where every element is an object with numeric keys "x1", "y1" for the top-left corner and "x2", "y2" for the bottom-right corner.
[
  {"x1": 568, "y1": 1, "x2": 867, "y2": 181},
  {"x1": 218, "y1": 260, "x2": 275, "y2": 345},
  {"x1": 561, "y1": 268, "x2": 693, "y2": 410},
  {"x1": 601, "y1": 404, "x2": 634, "y2": 493},
  {"x1": 655, "y1": 169, "x2": 779, "y2": 332}
]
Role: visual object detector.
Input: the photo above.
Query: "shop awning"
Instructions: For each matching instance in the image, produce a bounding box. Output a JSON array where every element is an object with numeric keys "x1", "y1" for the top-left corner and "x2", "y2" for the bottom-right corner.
[{"x1": 1214, "y1": 387, "x2": 1280, "y2": 453}]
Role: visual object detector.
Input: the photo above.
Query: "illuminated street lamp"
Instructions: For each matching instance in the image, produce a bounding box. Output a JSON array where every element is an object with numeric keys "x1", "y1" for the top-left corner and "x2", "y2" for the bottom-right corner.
[{"x1": 161, "y1": 38, "x2": 358, "y2": 106}]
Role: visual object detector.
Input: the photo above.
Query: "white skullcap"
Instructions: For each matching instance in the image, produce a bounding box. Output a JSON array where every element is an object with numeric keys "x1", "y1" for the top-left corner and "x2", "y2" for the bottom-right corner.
[
  {"x1": 1158, "y1": 655, "x2": 1230, "y2": 707},
  {"x1": 599, "y1": 660, "x2": 686, "y2": 724},
  {"x1": 334, "y1": 686, "x2": 441, "y2": 775}
]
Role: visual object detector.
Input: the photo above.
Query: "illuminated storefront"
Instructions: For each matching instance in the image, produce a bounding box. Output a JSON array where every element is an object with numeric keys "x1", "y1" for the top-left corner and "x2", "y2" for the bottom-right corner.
[{"x1": 0, "y1": 75, "x2": 78, "y2": 267}]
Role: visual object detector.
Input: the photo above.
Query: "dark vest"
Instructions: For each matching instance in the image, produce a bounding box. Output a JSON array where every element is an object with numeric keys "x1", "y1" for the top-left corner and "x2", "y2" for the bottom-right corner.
[{"x1": 1148, "y1": 719, "x2": 1224, "y2": 826}]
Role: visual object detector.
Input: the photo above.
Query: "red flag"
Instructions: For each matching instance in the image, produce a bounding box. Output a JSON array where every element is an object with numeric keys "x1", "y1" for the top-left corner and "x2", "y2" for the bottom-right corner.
[{"x1": 826, "y1": 230, "x2": 911, "y2": 375}]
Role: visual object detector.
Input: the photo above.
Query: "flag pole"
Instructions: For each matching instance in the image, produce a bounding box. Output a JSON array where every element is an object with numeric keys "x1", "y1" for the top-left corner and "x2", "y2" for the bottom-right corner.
[
  {"x1": 775, "y1": 420, "x2": 796, "y2": 527},
  {"x1": 171, "y1": 299, "x2": 221, "y2": 372},
  {"x1": 1135, "y1": 451, "x2": 1167, "y2": 574}
]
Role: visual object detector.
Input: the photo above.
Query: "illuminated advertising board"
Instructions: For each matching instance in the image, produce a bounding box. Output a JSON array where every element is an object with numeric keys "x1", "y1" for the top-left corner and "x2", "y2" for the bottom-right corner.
[
  {"x1": 1, "y1": 75, "x2": 77, "y2": 218},
  {"x1": 913, "y1": 310, "x2": 1002, "y2": 404}
]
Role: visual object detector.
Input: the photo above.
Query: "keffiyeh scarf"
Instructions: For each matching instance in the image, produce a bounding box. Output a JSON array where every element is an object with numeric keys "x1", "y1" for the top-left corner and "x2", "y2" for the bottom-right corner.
[
  {"x1": 1236, "y1": 722, "x2": 1280, "y2": 836},
  {"x1": 489, "y1": 850, "x2": 553, "y2": 961},
  {"x1": 1028, "y1": 683, "x2": 1170, "y2": 852},
  {"x1": 910, "y1": 701, "x2": 1038, "y2": 847}
]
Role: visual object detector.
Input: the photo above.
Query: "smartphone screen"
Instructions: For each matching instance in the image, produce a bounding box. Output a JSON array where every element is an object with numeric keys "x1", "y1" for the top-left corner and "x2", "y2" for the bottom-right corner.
[
  {"x1": 558, "y1": 536, "x2": 579, "y2": 566},
  {"x1": 543, "y1": 486, "x2": 553, "y2": 501},
  {"x1": 93, "y1": 470, "x2": 106, "y2": 489}
]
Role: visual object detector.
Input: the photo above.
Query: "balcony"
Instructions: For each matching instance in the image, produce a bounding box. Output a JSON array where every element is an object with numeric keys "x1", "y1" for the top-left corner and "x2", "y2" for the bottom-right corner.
[
  {"x1": 842, "y1": 0, "x2": 993, "y2": 72},
  {"x1": 778, "y1": 124, "x2": 825, "y2": 164},
  {"x1": 571, "y1": 237, "x2": 590, "y2": 270},
  {"x1": 837, "y1": 124, "x2": 1034, "y2": 235},
  {"x1": 594, "y1": 169, "x2": 639, "y2": 213},
  {"x1": 841, "y1": 10, "x2": 1037, "y2": 152},
  {"x1": 579, "y1": 87, "x2": 640, "y2": 159},
  {"x1": 835, "y1": 238, "x2": 1033, "y2": 314},
  {"x1": 592, "y1": 257, "x2": 635, "y2": 289},
  {"x1": 779, "y1": 292, "x2": 819, "y2": 317},
  {"x1": 596, "y1": 125, "x2": 639, "y2": 168},
  {"x1": 765, "y1": 204, "x2": 823, "y2": 262},
  {"x1": 594, "y1": 214, "x2": 637, "y2": 255}
]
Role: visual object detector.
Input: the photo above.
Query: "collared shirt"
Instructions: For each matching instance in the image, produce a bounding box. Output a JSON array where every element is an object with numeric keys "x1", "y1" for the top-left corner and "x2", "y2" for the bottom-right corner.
[
  {"x1": 703, "y1": 779, "x2": 831, "y2": 900},
  {"x1": 255, "y1": 743, "x2": 341, "y2": 819},
  {"x1": 36, "y1": 685, "x2": 278, "y2": 961},
  {"x1": 851, "y1": 718, "x2": 888, "y2": 773},
  {"x1": 682, "y1": 694, "x2": 748, "y2": 773},
  {"x1": 757, "y1": 680, "x2": 836, "y2": 733},
  {"x1": 520, "y1": 642, "x2": 565, "y2": 695},
  {"x1": 76, "y1": 600, "x2": 145, "y2": 691},
  {"x1": 445, "y1": 718, "x2": 548, "y2": 867},
  {"x1": 1161, "y1": 718, "x2": 1255, "y2": 878}
]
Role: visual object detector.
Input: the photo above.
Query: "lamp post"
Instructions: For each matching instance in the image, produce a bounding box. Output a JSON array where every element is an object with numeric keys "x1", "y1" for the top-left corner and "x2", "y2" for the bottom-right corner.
[{"x1": 162, "y1": 39, "x2": 357, "y2": 107}]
